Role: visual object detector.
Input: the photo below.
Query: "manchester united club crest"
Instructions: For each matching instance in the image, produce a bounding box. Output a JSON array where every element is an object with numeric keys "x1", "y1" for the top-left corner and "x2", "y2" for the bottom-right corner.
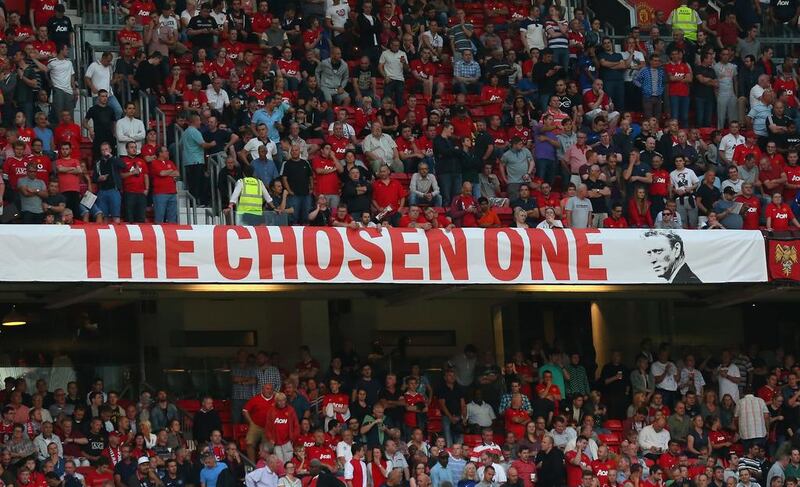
[{"x1": 775, "y1": 243, "x2": 798, "y2": 277}]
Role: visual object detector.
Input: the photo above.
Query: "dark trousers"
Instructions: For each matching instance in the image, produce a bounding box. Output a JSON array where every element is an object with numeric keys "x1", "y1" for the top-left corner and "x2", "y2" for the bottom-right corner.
[
  {"x1": 185, "y1": 164, "x2": 209, "y2": 206},
  {"x1": 63, "y1": 191, "x2": 81, "y2": 216},
  {"x1": 125, "y1": 193, "x2": 147, "y2": 223},
  {"x1": 383, "y1": 80, "x2": 405, "y2": 108},
  {"x1": 695, "y1": 96, "x2": 714, "y2": 127},
  {"x1": 21, "y1": 211, "x2": 44, "y2": 224}
]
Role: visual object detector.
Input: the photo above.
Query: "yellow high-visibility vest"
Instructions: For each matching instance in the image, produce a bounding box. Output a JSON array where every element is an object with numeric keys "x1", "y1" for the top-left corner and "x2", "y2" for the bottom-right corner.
[
  {"x1": 237, "y1": 177, "x2": 264, "y2": 215},
  {"x1": 672, "y1": 6, "x2": 698, "y2": 41}
]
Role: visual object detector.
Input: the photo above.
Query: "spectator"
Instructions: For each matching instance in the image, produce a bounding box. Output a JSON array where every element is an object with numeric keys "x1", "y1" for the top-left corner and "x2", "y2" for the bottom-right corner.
[
  {"x1": 84, "y1": 53, "x2": 123, "y2": 120},
  {"x1": 409, "y1": 162, "x2": 442, "y2": 207},
  {"x1": 363, "y1": 121, "x2": 401, "y2": 174},
  {"x1": 379, "y1": 38, "x2": 408, "y2": 107}
]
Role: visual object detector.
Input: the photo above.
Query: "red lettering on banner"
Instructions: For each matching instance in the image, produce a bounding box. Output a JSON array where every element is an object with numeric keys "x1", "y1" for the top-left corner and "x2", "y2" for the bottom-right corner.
[
  {"x1": 426, "y1": 229, "x2": 468, "y2": 280},
  {"x1": 254, "y1": 226, "x2": 298, "y2": 279},
  {"x1": 75, "y1": 225, "x2": 109, "y2": 278},
  {"x1": 303, "y1": 227, "x2": 344, "y2": 281},
  {"x1": 346, "y1": 228, "x2": 386, "y2": 280},
  {"x1": 389, "y1": 229, "x2": 424, "y2": 280},
  {"x1": 484, "y1": 229, "x2": 523, "y2": 281},
  {"x1": 163, "y1": 225, "x2": 199, "y2": 279},
  {"x1": 213, "y1": 226, "x2": 252, "y2": 280},
  {"x1": 573, "y1": 229, "x2": 607, "y2": 280},
  {"x1": 114, "y1": 225, "x2": 158, "y2": 278},
  {"x1": 528, "y1": 229, "x2": 569, "y2": 280}
]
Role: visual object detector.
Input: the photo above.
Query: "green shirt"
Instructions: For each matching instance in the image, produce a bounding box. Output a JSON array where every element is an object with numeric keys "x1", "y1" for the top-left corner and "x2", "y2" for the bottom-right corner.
[
  {"x1": 539, "y1": 364, "x2": 566, "y2": 399},
  {"x1": 565, "y1": 364, "x2": 591, "y2": 397},
  {"x1": 667, "y1": 413, "x2": 692, "y2": 442}
]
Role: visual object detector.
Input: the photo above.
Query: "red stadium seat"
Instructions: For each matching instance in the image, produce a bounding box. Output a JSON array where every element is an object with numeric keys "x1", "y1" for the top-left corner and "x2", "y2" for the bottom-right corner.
[
  {"x1": 463, "y1": 434, "x2": 481, "y2": 447},
  {"x1": 598, "y1": 433, "x2": 621, "y2": 446},
  {"x1": 603, "y1": 419, "x2": 623, "y2": 432}
]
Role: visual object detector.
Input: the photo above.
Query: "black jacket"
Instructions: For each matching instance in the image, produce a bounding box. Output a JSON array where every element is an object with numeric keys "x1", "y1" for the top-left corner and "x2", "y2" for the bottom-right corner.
[
  {"x1": 433, "y1": 135, "x2": 460, "y2": 175},
  {"x1": 192, "y1": 409, "x2": 222, "y2": 444},
  {"x1": 342, "y1": 178, "x2": 373, "y2": 214}
]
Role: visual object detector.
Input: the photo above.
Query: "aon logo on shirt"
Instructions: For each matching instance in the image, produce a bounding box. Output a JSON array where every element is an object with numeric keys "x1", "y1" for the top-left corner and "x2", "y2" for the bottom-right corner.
[{"x1": 274, "y1": 418, "x2": 288, "y2": 424}]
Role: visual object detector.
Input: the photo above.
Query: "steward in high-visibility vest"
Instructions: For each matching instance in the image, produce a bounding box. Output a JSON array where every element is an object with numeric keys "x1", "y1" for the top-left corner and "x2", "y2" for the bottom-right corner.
[
  {"x1": 227, "y1": 166, "x2": 273, "y2": 226},
  {"x1": 668, "y1": 1, "x2": 700, "y2": 42}
]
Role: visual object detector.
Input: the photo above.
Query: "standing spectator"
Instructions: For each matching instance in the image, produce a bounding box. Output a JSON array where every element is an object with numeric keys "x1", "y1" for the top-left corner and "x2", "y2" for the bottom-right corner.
[
  {"x1": 150, "y1": 146, "x2": 180, "y2": 223},
  {"x1": 120, "y1": 142, "x2": 149, "y2": 223},
  {"x1": 434, "y1": 124, "x2": 462, "y2": 206},
  {"x1": 665, "y1": 48, "x2": 693, "y2": 127},
  {"x1": 535, "y1": 436, "x2": 565, "y2": 487},
  {"x1": 717, "y1": 350, "x2": 742, "y2": 404},
  {"x1": 280, "y1": 145, "x2": 314, "y2": 224},
  {"x1": 378, "y1": 38, "x2": 408, "y2": 108},
  {"x1": 181, "y1": 114, "x2": 216, "y2": 205},
  {"x1": 83, "y1": 90, "x2": 117, "y2": 159},
  {"x1": 115, "y1": 103, "x2": 146, "y2": 156},
  {"x1": 92, "y1": 142, "x2": 124, "y2": 224},
  {"x1": 597, "y1": 37, "x2": 627, "y2": 111},
  {"x1": 54, "y1": 141, "x2": 83, "y2": 217},
  {"x1": 193, "y1": 397, "x2": 222, "y2": 445},
  {"x1": 694, "y1": 50, "x2": 718, "y2": 128},
  {"x1": 231, "y1": 350, "x2": 257, "y2": 425},
  {"x1": 565, "y1": 184, "x2": 593, "y2": 228},
  {"x1": 84, "y1": 53, "x2": 123, "y2": 119},
  {"x1": 736, "y1": 393, "x2": 769, "y2": 449},
  {"x1": 17, "y1": 162, "x2": 47, "y2": 223},
  {"x1": 500, "y1": 137, "x2": 535, "y2": 202},
  {"x1": 437, "y1": 369, "x2": 466, "y2": 446},
  {"x1": 45, "y1": 44, "x2": 76, "y2": 125},
  {"x1": 714, "y1": 48, "x2": 738, "y2": 130}
]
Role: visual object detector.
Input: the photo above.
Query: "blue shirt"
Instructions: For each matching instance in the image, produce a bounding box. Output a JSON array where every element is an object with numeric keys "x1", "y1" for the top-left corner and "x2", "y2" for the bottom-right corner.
[
  {"x1": 252, "y1": 157, "x2": 280, "y2": 187},
  {"x1": 430, "y1": 462, "x2": 459, "y2": 487},
  {"x1": 200, "y1": 462, "x2": 227, "y2": 487},
  {"x1": 251, "y1": 101, "x2": 290, "y2": 143},
  {"x1": 747, "y1": 103, "x2": 772, "y2": 137},
  {"x1": 34, "y1": 127, "x2": 54, "y2": 152},
  {"x1": 181, "y1": 126, "x2": 207, "y2": 166}
]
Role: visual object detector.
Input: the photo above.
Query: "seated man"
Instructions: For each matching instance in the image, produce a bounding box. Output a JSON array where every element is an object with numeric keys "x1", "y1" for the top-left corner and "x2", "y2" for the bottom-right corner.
[{"x1": 408, "y1": 162, "x2": 442, "y2": 206}]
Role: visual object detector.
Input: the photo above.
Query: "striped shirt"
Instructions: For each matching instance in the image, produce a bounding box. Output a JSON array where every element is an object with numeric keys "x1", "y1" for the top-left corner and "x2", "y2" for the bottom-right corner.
[
  {"x1": 735, "y1": 394, "x2": 768, "y2": 440},
  {"x1": 545, "y1": 19, "x2": 569, "y2": 49}
]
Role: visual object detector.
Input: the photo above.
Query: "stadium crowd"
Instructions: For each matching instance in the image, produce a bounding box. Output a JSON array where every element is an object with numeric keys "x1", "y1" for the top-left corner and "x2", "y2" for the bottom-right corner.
[
  {"x1": 0, "y1": 0, "x2": 800, "y2": 230},
  {"x1": 0, "y1": 341, "x2": 798, "y2": 487}
]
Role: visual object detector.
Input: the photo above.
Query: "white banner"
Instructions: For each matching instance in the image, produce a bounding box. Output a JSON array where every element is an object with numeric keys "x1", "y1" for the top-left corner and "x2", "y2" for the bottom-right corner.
[{"x1": 0, "y1": 225, "x2": 767, "y2": 284}]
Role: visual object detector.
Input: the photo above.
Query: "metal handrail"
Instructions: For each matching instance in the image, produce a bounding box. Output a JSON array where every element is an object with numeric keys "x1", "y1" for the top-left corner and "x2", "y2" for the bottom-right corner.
[
  {"x1": 155, "y1": 107, "x2": 167, "y2": 147},
  {"x1": 207, "y1": 152, "x2": 227, "y2": 218},
  {"x1": 174, "y1": 124, "x2": 185, "y2": 181},
  {"x1": 226, "y1": 175, "x2": 237, "y2": 225},
  {"x1": 179, "y1": 189, "x2": 198, "y2": 225}
]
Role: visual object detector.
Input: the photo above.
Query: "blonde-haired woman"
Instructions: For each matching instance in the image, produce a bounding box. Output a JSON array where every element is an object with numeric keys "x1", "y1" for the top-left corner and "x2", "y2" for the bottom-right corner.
[{"x1": 139, "y1": 420, "x2": 157, "y2": 448}]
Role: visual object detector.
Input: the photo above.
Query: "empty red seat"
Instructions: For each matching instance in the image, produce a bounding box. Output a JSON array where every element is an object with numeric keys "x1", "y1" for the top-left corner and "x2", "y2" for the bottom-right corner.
[
  {"x1": 599, "y1": 433, "x2": 621, "y2": 446},
  {"x1": 463, "y1": 434, "x2": 481, "y2": 447},
  {"x1": 603, "y1": 419, "x2": 623, "y2": 432}
]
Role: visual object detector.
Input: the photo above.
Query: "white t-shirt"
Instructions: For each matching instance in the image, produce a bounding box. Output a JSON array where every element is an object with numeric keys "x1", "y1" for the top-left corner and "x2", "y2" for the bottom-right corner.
[
  {"x1": 244, "y1": 138, "x2": 277, "y2": 161},
  {"x1": 48, "y1": 58, "x2": 74, "y2": 93},
  {"x1": 378, "y1": 49, "x2": 407, "y2": 81},
  {"x1": 336, "y1": 441, "x2": 354, "y2": 463},
  {"x1": 85, "y1": 61, "x2": 113, "y2": 95},
  {"x1": 650, "y1": 360, "x2": 678, "y2": 391},
  {"x1": 325, "y1": 3, "x2": 350, "y2": 29},
  {"x1": 719, "y1": 133, "x2": 745, "y2": 162},
  {"x1": 718, "y1": 363, "x2": 741, "y2": 403},
  {"x1": 622, "y1": 50, "x2": 646, "y2": 82},
  {"x1": 670, "y1": 168, "x2": 700, "y2": 194},
  {"x1": 750, "y1": 84, "x2": 766, "y2": 108}
]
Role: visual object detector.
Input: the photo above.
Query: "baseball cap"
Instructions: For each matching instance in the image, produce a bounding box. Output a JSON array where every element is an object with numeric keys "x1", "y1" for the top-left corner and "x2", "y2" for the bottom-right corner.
[{"x1": 137, "y1": 456, "x2": 150, "y2": 465}]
